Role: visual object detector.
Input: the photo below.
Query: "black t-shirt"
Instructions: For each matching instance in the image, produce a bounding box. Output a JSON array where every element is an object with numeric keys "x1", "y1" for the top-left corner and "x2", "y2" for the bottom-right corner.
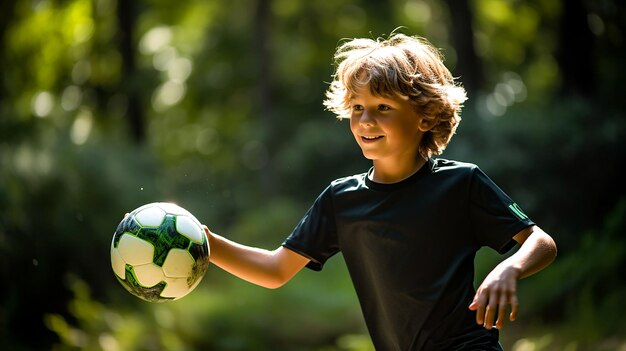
[{"x1": 283, "y1": 158, "x2": 535, "y2": 350}]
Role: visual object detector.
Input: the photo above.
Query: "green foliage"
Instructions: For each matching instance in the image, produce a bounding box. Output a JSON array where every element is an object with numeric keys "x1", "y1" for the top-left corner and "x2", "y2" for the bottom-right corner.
[
  {"x1": 520, "y1": 199, "x2": 626, "y2": 341},
  {"x1": 0, "y1": 136, "x2": 161, "y2": 349},
  {"x1": 474, "y1": 198, "x2": 626, "y2": 350},
  {"x1": 45, "y1": 262, "x2": 366, "y2": 350},
  {"x1": 449, "y1": 95, "x2": 626, "y2": 246}
]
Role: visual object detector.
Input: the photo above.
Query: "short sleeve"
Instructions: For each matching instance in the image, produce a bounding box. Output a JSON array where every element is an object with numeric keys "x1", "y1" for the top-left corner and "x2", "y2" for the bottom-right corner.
[
  {"x1": 282, "y1": 186, "x2": 339, "y2": 271},
  {"x1": 469, "y1": 167, "x2": 535, "y2": 254}
]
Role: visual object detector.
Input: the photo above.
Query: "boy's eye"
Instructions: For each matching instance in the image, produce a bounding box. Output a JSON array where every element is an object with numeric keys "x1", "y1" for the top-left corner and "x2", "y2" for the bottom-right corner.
[
  {"x1": 352, "y1": 104, "x2": 364, "y2": 111},
  {"x1": 378, "y1": 104, "x2": 391, "y2": 111}
]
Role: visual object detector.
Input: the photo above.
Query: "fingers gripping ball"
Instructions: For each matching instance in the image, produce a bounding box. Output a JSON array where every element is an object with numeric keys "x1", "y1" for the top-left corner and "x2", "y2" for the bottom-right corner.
[{"x1": 111, "y1": 202, "x2": 210, "y2": 302}]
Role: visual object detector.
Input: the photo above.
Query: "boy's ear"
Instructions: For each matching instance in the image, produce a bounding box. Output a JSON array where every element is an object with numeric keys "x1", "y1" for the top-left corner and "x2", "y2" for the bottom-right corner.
[{"x1": 417, "y1": 117, "x2": 436, "y2": 132}]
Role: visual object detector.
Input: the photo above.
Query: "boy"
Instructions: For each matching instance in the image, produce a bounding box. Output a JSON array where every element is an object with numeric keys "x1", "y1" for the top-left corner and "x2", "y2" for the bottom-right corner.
[{"x1": 203, "y1": 33, "x2": 557, "y2": 350}]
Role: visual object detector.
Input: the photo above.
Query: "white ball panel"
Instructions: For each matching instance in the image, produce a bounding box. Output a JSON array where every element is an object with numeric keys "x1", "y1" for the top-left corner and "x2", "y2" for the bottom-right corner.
[
  {"x1": 162, "y1": 249, "x2": 194, "y2": 278},
  {"x1": 157, "y1": 202, "x2": 191, "y2": 216},
  {"x1": 175, "y1": 215, "x2": 204, "y2": 243},
  {"x1": 110, "y1": 245, "x2": 126, "y2": 279},
  {"x1": 161, "y1": 277, "x2": 191, "y2": 299},
  {"x1": 118, "y1": 234, "x2": 154, "y2": 266},
  {"x1": 133, "y1": 263, "x2": 165, "y2": 287},
  {"x1": 135, "y1": 206, "x2": 166, "y2": 227}
]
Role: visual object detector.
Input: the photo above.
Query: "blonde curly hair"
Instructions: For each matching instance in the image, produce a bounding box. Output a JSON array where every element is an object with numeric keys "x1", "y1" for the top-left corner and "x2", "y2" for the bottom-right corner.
[{"x1": 324, "y1": 33, "x2": 467, "y2": 158}]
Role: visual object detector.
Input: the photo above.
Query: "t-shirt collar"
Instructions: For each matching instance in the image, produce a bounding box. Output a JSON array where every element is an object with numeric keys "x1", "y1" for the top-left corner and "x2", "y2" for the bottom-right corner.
[{"x1": 365, "y1": 158, "x2": 434, "y2": 191}]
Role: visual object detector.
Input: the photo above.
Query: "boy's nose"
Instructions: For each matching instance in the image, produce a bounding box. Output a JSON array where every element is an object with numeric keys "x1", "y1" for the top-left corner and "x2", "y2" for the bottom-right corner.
[{"x1": 359, "y1": 110, "x2": 375, "y2": 125}]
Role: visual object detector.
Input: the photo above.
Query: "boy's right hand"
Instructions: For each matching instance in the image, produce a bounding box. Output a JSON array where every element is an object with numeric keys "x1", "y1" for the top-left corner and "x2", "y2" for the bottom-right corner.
[{"x1": 202, "y1": 225, "x2": 215, "y2": 250}]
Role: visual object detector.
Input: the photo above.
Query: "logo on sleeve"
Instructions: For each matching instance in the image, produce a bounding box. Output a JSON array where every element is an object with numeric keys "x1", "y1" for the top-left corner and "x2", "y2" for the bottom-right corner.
[{"x1": 508, "y1": 203, "x2": 529, "y2": 221}]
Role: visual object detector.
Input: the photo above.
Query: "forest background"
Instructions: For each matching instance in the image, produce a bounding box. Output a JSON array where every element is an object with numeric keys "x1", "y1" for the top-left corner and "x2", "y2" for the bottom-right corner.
[{"x1": 1, "y1": 0, "x2": 625, "y2": 350}]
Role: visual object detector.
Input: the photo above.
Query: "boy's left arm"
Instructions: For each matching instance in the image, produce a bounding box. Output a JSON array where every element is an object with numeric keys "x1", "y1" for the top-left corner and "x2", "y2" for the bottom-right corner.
[{"x1": 469, "y1": 225, "x2": 557, "y2": 330}]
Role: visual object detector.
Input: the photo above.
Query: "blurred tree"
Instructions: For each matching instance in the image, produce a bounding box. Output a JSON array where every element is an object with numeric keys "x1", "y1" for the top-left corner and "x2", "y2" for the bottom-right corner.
[
  {"x1": 117, "y1": 0, "x2": 146, "y2": 142},
  {"x1": 443, "y1": 0, "x2": 484, "y2": 95},
  {"x1": 557, "y1": 0, "x2": 595, "y2": 98},
  {"x1": 254, "y1": 0, "x2": 277, "y2": 195},
  {"x1": 0, "y1": 1, "x2": 18, "y2": 99}
]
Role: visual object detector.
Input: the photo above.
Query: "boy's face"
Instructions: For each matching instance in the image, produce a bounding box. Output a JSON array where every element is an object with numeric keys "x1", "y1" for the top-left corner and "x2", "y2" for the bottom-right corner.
[{"x1": 349, "y1": 85, "x2": 425, "y2": 166}]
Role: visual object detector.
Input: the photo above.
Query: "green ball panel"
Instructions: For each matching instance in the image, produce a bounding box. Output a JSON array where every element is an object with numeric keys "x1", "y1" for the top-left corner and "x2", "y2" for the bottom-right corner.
[
  {"x1": 188, "y1": 244, "x2": 210, "y2": 286},
  {"x1": 113, "y1": 216, "x2": 142, "y2": 247},
  {"x1": 188, "y1": 241, "x2": 210, "y2": 264},
  {"x1": 136, "y1": 215, "x2": 190, "y2": 266},
  {"x1": 117, "y1": 264, "x2": 173, "y2": 303}
]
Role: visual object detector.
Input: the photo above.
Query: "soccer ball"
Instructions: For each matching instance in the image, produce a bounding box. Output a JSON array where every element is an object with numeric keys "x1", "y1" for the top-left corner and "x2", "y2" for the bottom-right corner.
[{"x1": 110, "y1": 202, "x2": 210, "y2": 302}]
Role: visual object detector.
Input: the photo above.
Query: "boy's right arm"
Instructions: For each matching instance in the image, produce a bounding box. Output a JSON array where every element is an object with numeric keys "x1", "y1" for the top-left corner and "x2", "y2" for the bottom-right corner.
[{"x1": 203, "y1": 226, "x2": 310, "y2": 289}]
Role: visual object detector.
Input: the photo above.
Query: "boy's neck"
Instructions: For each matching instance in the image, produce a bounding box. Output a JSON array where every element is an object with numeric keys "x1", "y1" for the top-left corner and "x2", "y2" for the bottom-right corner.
[{"x1": 370, "y1": 157, "x2": 427, "y2": 184}]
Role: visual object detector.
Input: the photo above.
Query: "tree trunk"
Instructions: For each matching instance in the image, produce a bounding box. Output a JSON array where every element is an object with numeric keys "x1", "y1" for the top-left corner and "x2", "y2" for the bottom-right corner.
[
  {"x1": 557, "y1": 0, "x2": 595, "y2": 98},
  {"x1": 0, "y1": 0, "x2": 17, "y2": 101},
  {"x1": 254, "y1": 0, "x2": 277, "y2": 195},
  {"x1": 443, "y1": 0, "x2": 483, "y2": 96},
  {"x1": 117, "y1": 0, "x2": 145, "y2": 142}
]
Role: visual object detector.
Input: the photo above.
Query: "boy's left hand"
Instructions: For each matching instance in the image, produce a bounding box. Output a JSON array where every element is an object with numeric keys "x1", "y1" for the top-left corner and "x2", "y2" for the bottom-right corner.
[{"x1": 468, "y1": 264, "x2": 521, "y2": 330}]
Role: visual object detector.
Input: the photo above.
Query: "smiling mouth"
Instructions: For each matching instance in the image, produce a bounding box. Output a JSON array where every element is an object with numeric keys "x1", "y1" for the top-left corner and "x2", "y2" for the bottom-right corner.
[{"x1": 361, "y1": 135, "x2": 384, "y2": 141}]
